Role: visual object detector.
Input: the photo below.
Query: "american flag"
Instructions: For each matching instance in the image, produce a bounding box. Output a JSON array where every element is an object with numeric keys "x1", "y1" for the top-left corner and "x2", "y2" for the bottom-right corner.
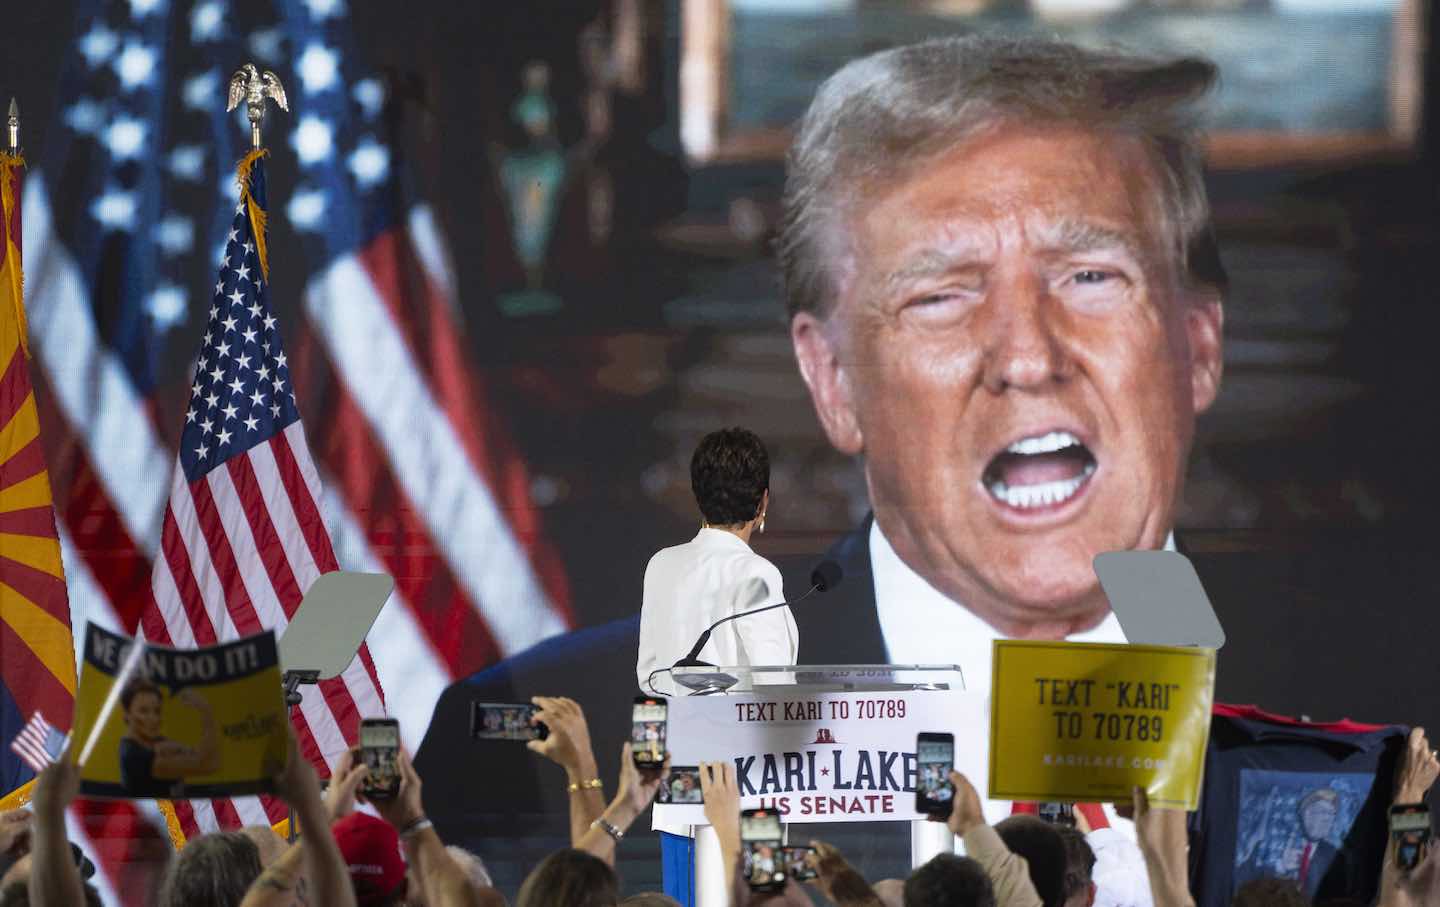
[
  {"x1": 9, "y1": 712, "x2": 67, "y2": 773},
  {"x1": 17, "y1": 0, "x2": 573, "y2": 901},
  {"x1": 151, "y1": 147, "x2": 378, "y2": 835}
]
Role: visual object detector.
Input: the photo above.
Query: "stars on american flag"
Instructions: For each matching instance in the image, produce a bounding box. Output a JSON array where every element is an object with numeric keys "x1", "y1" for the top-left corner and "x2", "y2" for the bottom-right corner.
[
  {"x1": 190, "y1": 1, "x2": 224, "y2": 42},
  {"x1": 78, "y1": 24, "x2": 119, "y2": 68},
  {"x1": 112, "y1": 39, "x2": 158, "y2": 90},
  {"x1": 179, "y1": 201, "x2": 296, "y2": 476},
  {"x1": 103, "y1": 115, "x2": 148, "y2": 159},
  {"x1": 63, "y1": 0, "x2": 415, "y2": 349},
  {"x1": 91, "y1": 190, "x2": 137, "y2": 231},
  {"x1": 296, "y1": 42, "x2": 340, "y2": 94},
  {"x1": 62, "y1": 0, "x2": 393, "y2": 460}
]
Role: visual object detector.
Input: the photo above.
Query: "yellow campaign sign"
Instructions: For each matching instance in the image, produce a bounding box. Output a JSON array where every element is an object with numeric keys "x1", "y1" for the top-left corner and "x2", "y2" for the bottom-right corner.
[
  {"x1": 71, "y1": 624, "x2": 289, "y2": 800},
  {"x1": 989, "y1": 640, "x2": 1215, "y2": 809}
]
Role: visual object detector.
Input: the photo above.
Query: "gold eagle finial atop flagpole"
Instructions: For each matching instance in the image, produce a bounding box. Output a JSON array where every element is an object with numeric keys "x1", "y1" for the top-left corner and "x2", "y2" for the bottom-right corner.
[{"x1": 226, "y1": 63, "x2": 288, "y2": 150}]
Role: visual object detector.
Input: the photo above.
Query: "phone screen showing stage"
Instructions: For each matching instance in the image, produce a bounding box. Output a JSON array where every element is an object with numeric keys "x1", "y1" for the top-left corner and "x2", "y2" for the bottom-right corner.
[
  {"x1": 659, "y1": 766, "x2": 703, "y2": 804},
  {"x1": 742, "y1": 810, "x2": 786, "y2": 891},
  {"x1": 471, "y1": 703, "x2": 543, "y2": 741},
  {"x1": 631, "y1": 699, "x2": 667, "y2": 766},
  {"x1": 916, "y1": 735, "x2": 954, "y2": 812},
  {"x1": 359, "y1": 719, "x2": 399, "y2": 797}
]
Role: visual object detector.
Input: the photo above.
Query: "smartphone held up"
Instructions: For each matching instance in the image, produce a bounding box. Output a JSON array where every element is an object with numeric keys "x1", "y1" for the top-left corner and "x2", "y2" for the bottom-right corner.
[
  {"x1": 470, "y1": 702, "x2": 548, "y2": 742},
  {"x1": 1390, "y1": 803, "x2": 1432, "y2": 871},
  {"x1": 915, "y1": 732, "x2": 955, "y2": 816},
  {"x1": 658, "y1": 765, "x2": 704, "y2": 804},
  {"x1": 358, "y1": 717, "x2": 400, "y2": 799},
  {"x1": 631, "y1": 696, "x2": 668, "y2": 768},
  {"x1": 741, "y1": 808, "x2": 787, "y2": 892}
]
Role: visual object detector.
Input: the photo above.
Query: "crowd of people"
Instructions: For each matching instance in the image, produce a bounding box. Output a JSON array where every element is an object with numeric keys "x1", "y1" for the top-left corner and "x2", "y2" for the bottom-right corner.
[{"x1": 0, "y1": 695, "x2": 1433, "y2": 907}]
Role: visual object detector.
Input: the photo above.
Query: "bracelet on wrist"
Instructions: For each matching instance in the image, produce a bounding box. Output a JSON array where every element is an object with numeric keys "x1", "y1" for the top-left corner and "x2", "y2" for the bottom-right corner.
[
  {"x1": 567, "y1": 778, "x2": 603, "y2": 794},
  {"x1": 591, "y1": 816, "x2": 625, "y2": 842},
  {"x1": 399, "y1": 816, "x2": 434, "y2": 840}
]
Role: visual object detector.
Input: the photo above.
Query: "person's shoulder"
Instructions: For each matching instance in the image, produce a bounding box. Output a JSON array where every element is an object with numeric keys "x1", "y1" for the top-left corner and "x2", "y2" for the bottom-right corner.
[
  {"x1": 647, "y1": 540, "x2": 687, "y2": 565},
  {"x1": 743, "y1": 548, "x2": 785, "y2": 584},
  {"x1": 645, "y1": 536, "x2": 703, "y2": 574}
]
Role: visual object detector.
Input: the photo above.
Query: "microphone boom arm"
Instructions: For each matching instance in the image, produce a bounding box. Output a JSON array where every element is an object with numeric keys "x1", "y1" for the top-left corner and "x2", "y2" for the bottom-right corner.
[{"x1": 673, "y1": 582, "x2": 820, "y2": 669}]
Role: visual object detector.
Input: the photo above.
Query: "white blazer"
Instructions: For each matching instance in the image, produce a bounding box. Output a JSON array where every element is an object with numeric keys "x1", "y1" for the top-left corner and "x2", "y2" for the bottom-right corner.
[{"x1": 636, "y1": 528, "x2": 799, "y2": 696}]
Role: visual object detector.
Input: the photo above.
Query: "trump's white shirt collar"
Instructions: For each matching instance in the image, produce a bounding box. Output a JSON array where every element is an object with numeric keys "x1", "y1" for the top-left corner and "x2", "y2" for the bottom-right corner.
[{"x1": 871, "y1": 520, "x2": 1179, "y2": 697}]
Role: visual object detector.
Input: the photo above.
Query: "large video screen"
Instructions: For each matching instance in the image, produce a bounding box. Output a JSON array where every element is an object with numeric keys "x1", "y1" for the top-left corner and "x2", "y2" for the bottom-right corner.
[{"x1": 2, "y1": 0, "x2": 1435, "y2": 898}]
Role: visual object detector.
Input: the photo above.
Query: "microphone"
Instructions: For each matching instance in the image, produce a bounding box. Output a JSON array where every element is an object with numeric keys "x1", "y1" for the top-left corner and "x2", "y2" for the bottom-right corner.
[
  {"x1": 673, "y1": 560, "x2": 843, "y2": 670},
  {"x1": 810, "y1": 560, "x2": 842, "y2": 593}
]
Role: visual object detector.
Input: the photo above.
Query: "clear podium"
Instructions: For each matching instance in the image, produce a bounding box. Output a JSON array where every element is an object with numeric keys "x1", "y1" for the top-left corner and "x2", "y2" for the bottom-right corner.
[{"x1": 660, "y1": 664, "x2": 971, "y2": 907}]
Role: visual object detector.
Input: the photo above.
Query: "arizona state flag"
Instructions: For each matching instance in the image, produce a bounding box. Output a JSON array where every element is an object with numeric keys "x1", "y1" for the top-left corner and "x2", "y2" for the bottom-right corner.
[{"x1": 0, "y1": 152, "x2": 77, "y2": 802}]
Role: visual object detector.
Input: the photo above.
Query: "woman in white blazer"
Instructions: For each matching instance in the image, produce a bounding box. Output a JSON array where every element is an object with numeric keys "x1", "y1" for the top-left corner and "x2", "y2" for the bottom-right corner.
[{"x1": 636, "y1": 427, "x2": 798, "y2": 697}]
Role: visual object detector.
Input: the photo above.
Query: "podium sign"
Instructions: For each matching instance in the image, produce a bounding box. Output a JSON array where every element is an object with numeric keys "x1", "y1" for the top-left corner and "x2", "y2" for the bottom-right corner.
[
  {"x1": 989, "y1": 641, "x2": 1216, "y2": 809},
  {"x1": 655, "y1": 688, "x2": 986, "y2": 826}
]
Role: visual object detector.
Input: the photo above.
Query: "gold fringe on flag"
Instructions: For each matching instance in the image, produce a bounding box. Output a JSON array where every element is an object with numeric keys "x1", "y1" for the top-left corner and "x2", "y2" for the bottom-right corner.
[
  {"x1": 235, "y1": 148, "x2": 270, "y2": 283},
  {"x1": 0, "y1": 778, "x2": 33, "y2": 810},
  {"x1": 2, "y1": 784, "x2": 188, "y2": 851},
  {"x1": 157, "y1": 799, "x2": 188, "y2": 850},
  {"x1": 0, "y1": 153, "x2": 28, "y2": 359}
]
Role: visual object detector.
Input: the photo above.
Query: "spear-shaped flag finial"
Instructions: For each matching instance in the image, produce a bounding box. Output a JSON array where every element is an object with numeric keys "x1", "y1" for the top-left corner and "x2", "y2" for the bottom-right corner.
[{"x1": 6, "y1": 99, "x2": 17, "y2": 156}]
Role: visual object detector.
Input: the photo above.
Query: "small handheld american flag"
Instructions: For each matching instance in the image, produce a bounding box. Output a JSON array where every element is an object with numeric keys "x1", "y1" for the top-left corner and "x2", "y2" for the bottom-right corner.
[{"x1": 9, "y1": 712, "x2": 67, "y2": 773}]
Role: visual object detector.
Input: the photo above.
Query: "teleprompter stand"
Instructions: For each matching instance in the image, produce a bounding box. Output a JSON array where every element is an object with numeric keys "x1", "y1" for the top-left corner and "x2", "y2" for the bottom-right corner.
[{"x1": 277, "y1": 570, "x2": 394, "y2": 839}]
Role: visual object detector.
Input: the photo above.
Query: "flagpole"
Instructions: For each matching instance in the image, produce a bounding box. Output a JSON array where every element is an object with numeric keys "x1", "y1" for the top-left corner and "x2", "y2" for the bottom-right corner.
[
  {"x1": 224, "y1": 64, "x2": 302, "y2": 840},
  {"x1": 0, "y1": 95, "x2": 45, "y2": 813}
]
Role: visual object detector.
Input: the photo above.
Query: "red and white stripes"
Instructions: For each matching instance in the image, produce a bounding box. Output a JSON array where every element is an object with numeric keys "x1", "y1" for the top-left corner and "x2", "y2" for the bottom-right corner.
[{"x1": 22, "y1": 174, "x2": 573, "y2": 903}]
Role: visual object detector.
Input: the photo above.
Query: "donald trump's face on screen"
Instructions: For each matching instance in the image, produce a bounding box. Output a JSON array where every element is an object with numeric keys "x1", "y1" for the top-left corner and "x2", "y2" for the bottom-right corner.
[{"x1": 791, "y1": 122, "x2": 1224, "y2": 637}]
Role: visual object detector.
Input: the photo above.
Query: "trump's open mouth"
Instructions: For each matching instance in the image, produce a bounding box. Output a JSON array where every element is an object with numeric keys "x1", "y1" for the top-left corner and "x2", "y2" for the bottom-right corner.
[{"x1": 982, "y1": 430, "x2": 1097, "y2": 511}]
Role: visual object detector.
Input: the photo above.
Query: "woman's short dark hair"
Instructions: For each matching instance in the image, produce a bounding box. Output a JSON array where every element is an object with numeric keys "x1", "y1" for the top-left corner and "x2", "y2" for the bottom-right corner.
[
  {"x1": 159, "y1": 832, "x2": 263, "y2": 907},
  {"x1": 120, "y1": 677, "x2": 162, "y2": 712},
  {"x1": 690, "y1": 428, "x2": 770, "y2": 527},
  {"x1": 904, "y1": 853, "x2": 996, "y2": 907},
  {"x1": 1057, "y1": 825, "x2": 1096, "y2": 901},
  {"x1": 996, "y1": 816, "x2": 1068, "y2": 907},
  {"x1": 517, "y1": 849, "x2": 619, "y2": 907}
]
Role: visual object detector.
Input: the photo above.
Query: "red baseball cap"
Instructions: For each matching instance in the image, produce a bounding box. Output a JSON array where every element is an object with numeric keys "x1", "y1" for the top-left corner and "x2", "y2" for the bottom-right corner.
[{"x1": 331, "y1": 813, "x2": 406, "y2": 905}]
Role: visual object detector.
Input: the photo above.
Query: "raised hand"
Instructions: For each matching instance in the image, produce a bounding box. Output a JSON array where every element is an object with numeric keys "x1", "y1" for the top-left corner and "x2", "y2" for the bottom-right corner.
[
  {"x1": 700, "y1": 761, "x2": 741, "y2": 853},
  {"x1": 271, "y1": 731, "x2": 319, "y2": 807},
  {"x1": 1133, "y1": 786, "x2": 1194, "y2": 907},
  {"x1": 614, "y1": 741, "x2": 668, "y2": 817},
  {"x1": 367, "y1": 750, "x2": 426, "y2": 832},
  {"x1": 323, "y1": 748, "x2": 369, "y2": 823},
  {"x1": 925, "y1": 771, "x2": 983, "y2": 837},
  {"x1": 526, "y1": 696, "x2": 598, "y2": 779},
  {"x1": 1396, "y1": 727, "x2": 1439, "y2": 804}
]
